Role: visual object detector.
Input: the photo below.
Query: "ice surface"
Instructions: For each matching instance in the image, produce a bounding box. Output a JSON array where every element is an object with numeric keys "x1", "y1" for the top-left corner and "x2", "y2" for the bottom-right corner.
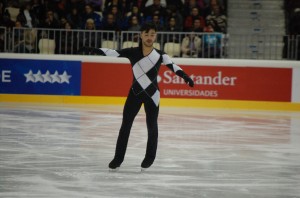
[{"x1": 0, "y1": 103, "x2": 300, "y2": 198}]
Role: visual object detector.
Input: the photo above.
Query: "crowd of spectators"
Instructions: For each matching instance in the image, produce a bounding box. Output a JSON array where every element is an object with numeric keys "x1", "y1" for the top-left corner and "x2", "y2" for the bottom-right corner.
[
  {"x1": 0, "y1": 0, "x2": 227, "y2": 56},
  {"x1": 1, "y1": 0, "x2": 227, "y2": 33}
]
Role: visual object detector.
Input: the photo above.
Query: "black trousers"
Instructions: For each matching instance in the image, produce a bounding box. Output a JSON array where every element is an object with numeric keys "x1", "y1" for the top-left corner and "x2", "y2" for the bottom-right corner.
[{"x1": 113, "y1": 89, "x2": 159, "y2": 163}]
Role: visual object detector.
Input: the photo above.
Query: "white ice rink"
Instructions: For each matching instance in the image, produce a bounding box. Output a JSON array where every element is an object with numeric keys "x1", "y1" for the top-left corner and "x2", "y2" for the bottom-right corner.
[{"x1": 0, "y1": 103, "x2": 300, "y2": 198}]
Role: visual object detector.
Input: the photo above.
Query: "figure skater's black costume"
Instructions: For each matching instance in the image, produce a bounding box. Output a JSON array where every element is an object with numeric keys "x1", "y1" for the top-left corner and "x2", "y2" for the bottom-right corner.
[{"x1": 83, "y1": 46, "x2": 193, "y2": 169}]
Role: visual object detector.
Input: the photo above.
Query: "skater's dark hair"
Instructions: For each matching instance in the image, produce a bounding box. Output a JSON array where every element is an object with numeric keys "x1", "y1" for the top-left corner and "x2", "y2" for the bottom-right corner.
[{"x1": 140, "y1": 21, "x2": 157, "y2": 33}]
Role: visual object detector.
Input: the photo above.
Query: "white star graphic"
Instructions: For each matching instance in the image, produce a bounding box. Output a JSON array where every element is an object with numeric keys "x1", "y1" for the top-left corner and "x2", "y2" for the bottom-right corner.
[
  {"x1": 24, "y1": 70, "x2": 35, "y2": 83},
  {"x1": 34, "y1": 70, "x2": 44, "y2": 83},
  {"x1": 43, "y1": 70, "x2": 52, "y2": 83},
  {"x1": 51, "y1": 71, "x2": 61, "y2": 83},
  {"x1": 60, "y1": 71, "x2": 71, "y2": 84}
]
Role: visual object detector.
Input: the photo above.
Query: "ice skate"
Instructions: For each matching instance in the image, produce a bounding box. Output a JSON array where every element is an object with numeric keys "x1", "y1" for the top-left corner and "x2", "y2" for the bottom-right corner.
[
  {"x1": 141, "y1": 157, "x2": 155, "y2": 172},
  {"x1": 108, "y1": 158, "x2": 122, "y2": 172}
]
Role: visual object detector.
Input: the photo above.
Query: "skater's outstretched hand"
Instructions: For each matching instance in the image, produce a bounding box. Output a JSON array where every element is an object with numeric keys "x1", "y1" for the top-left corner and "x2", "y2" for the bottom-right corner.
[
  {"x1": 175, "y1": 70, "x2": 194, "y2": 87},
  {"x1": 77, "y1": 46, "x2": 103, "y2": 55},
  {"x1": 183, "y1": 75, "x2": 194, "y2": 87}
]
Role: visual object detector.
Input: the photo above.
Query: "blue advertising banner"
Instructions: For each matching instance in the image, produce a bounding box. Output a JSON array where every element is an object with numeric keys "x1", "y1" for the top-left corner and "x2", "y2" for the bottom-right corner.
[{"x1": 0, "y1": 59, "x2": 81, "y2": 95}]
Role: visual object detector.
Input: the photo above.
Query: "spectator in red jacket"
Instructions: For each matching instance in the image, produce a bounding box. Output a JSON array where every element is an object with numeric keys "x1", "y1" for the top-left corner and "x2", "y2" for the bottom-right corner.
[{"x1": 184, "y1": 7, "x2": 205, "y2": 31}]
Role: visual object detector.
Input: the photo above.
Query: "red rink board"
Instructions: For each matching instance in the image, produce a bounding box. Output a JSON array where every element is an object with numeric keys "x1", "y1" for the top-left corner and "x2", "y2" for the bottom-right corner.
[
  {"x1": 81, "y1": 62, "x2": 292, "y2": 102},
  {"x1": 81, "y1": 62, "x2": 132, "y2": 96}
]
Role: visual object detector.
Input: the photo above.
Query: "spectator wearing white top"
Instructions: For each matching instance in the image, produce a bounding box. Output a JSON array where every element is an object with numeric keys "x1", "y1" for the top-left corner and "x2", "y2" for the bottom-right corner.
[
  {"x1": 181, "y1": 30, "x2": 202, "y2": 58},
  {"x1": 17, "y1": 3, "x2": 36, "y2": 27}
]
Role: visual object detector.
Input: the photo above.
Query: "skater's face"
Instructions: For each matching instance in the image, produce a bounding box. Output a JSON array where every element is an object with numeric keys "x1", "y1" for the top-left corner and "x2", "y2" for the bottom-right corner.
[{"x1": 140, "y1": 29, "x2": 157, "y2": 48}]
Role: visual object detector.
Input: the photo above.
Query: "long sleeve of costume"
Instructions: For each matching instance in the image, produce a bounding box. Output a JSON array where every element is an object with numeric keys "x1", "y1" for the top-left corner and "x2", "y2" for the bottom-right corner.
[
  {"x1": 162, "y1": 53, "x2": 191, "y2": 82},
  {"x1": 162, "y1": 53, "x2": 194, "y2": 87},
  {"x1": 96, "y1": 48, "x2": 133, "y2": 58},
  {"x1": 80, "y1": 47, "x2": 131, "y2": 58}
]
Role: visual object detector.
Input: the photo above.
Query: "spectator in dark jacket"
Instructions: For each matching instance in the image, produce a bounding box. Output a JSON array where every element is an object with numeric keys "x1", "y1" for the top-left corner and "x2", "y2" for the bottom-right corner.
[{"x1": 82, "y1": 4, "x2": 102, "y2": 29}]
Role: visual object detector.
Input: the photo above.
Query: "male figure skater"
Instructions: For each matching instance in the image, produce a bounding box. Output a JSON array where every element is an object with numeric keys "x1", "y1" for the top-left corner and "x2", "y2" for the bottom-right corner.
[{"x1": 80, "y1": 22, "x2": 194, "y2": 171}]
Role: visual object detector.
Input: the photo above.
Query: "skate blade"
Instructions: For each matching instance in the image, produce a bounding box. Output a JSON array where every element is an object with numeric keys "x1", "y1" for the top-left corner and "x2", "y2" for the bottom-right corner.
[
  {"x1": 109, "y1": 167, "x2": 119, "y2": 172},
  {"x1": 141, "y1": 167, "x2": 148, "y2": 172}
]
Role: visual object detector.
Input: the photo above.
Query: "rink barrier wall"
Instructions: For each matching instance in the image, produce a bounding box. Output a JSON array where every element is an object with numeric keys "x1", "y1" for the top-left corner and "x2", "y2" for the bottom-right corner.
[
  {"x1": 1, "y1": 53, "x2": 300, "y2": 111},
  {"x1": 1, "y1": 94, "x2": 300, "y2": 111}
]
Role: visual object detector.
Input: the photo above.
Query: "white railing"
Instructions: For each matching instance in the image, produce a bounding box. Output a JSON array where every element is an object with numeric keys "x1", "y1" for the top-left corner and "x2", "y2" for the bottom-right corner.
[
  {"x1": 1, "y1": 27, "x2": 299, "y2": 60},
  {"x1": 10, "y1": 27, "x2": 117, "y2": 54},
  {"x1": 285, "y1": 35, "x2": 300, "y2": 60},
  {"x1": 120, "y1": 31, "x2": 224, "y2": 58}
]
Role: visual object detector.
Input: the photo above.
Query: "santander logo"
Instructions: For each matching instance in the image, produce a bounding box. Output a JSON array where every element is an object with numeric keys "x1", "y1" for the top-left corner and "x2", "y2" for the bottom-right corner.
[{"x1": 160, "y1": 70, "x2": 237, "y2": 86}]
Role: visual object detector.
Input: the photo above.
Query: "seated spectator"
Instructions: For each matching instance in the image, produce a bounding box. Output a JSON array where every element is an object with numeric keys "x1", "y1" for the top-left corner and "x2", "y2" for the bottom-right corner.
[
  {"x1": 131, "y1": 0, "x2": 147, "y2": 10},
  {"x1": 205, "y1": 4, "x2": 227, "y2": 33},
  {"x1": 13, "y1": 20, "x2": 24, "y2": 40},
  {"x1": 40, "y1": 10, "x2": 60, "y2": 29},
  {"x1": 67, "y1": 7, "x2": 83, "y2": 29},
  {"x1": 39, "y1": 9, "x2": 60, "y2": 46},
  {"x1": 31, "y1": 0, "x2": 45, "y2": 27},
  {"x1": 151, "y1": 14, "x2": 164, "y2": 31},
  {"x1": 126, "y1": 15, "x2": 141, "y2": 42},
  {"x1": 59, "y1": 16, "x2": 68, "y2": 29},
  {"x1": 1, "y1": 9, "x2": 15, "y2": 31},
  {"x1": 193, "y1": 18, "x2": 204, "y2": 32},
  {"x1": 102, "y1": 12, "x2": 121, "y2": 31},
  {"x1": 127, "y1": 15, "x2": 141, "y2": 31},
  {"x1": 85, "y1": 0, "x2": 104, "y2": 12},
  {"x1": 102, "y1": 13, "x2": 121, "y2": 39},
  {"x1": 79, "y1": 18, "x2": 101, "y2": 47},
  {"x1": 165, "y1": 0, "x2": 184, "y2": 12},
  {"x1": 166, "y1": 16, "x2": 181, "y2": 32},
  {"x1": 119, "y1": 0, "x2": 131, "y2": 17},
  {"x1": 86, "y1": 18, "x2": 96, "y2": 30},
  {"x1": 126, "y1": 4, "x2": 144, "y2": 26},
  {"x1": 143, "y1": 0, "x2": 166, "y2": 20},
  {"x1": 60, "y1": 21, "x2": 78, "y2": 54},
  {"x1": 14, "y1": 28, "x2": 37, "y2": 53},
  {"x1": 13, "y1": 20, "x2": 24, "y2": 51},
  {"x1": 3, "y1": 1, "x2": 20, "y2": 22},
  {"x1": 165, "y1": 5, "x2": 183, "y2": 31},
  {"x1": 165, "y1": 17, "x2": 181, "y2": 43},
  {"x1": 104, "y1": 0, "x2": 120, "y2": 15},
  {"x1": 56, "y1": 0, "x2": 70, "y2": 19},
  {"x1": 183, "y1": 0, "x2": 205, "y2": 18},
  {"x1": 210, "y1": 0, "x2": 226, "y2": 15},
  {"x1": 109, "y1": 5, "x2": 126, "y2": 30},
  {"x1": 16, "y1": 2, "x2": 36, "y2": 28},
  {"x1": 184, "y1": 7, "x2": 205, "y2": 31},
  {"x1": 181, "y1": 31, "x2": 202, "y2": 58},
  {"x1": 82, "y1": 4, "x2": 102, "y2": 29},
  {"x1": 202, "y1": 24, "x2": 223, "y2": 58}
]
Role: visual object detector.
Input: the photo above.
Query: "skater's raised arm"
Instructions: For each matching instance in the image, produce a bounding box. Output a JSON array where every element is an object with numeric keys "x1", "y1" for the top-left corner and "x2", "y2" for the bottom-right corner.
[
  {"x1": 78, "y1": 46, "x2": 132, "y2": 58},
  {"x1": 162, "y1": 53, "x2": 194, "y2": 87}
]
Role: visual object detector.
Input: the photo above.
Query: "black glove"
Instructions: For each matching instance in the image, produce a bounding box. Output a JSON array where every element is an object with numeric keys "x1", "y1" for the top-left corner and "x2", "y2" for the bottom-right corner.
[
  {"x1": 77, "y1": 46, "x2": 91, "y2": 55},
  {"x1": 183, "y1": 75, "x2": 194, "y2": 87},
  {"x1": 77, "y1": 46, "x2": 103, "y2": 55}
]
